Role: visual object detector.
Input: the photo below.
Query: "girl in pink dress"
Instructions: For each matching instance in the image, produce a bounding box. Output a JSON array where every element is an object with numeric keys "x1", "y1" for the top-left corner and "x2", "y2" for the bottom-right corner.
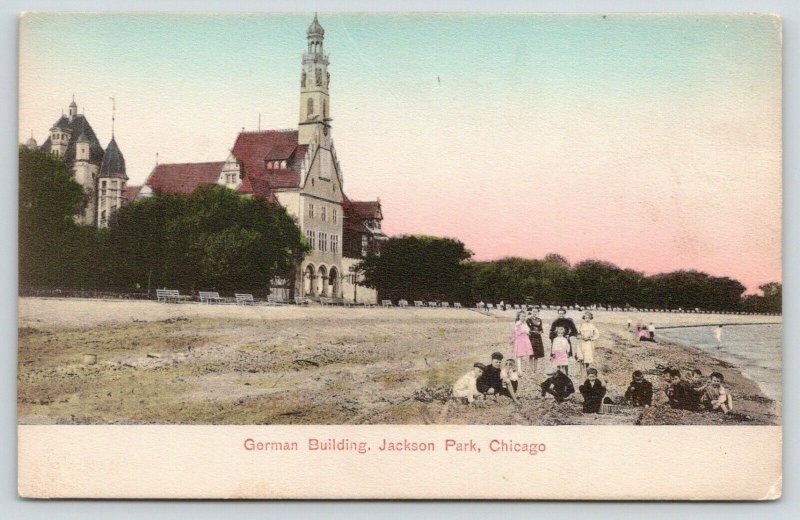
[{"x1": 510, "y1": 310, "x2": 534, "y2": 374}]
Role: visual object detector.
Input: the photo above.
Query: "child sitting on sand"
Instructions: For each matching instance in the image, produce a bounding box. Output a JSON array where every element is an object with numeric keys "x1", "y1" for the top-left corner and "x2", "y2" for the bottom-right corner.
[
  {"x1": 477, "y1": 352, "x2": 505, "y2": 397},
  {"x1": 452, "y1": 363, "x2": 485, "y2": 404},
  {"x1": 500, "y1": 359, "x2": 520, "y2": 404},
  {"x1": 550, "y1": 326, "x2": 571, "y2": 376},
  {"x1": 667, "y1": 368, "x2": 700, "y2": 411},
  {"x1": 579, "y1": 368, "x2": 607, "y2": 413},
  {"x1": 701, "y1": 372, "x2": 733, "y2": 413},
  {"x1": 624, "y1": 370, "x2": 654, "y2": 407},
  {"x1": 540, "y1": 367, "x2": 575, "y2": 403}
]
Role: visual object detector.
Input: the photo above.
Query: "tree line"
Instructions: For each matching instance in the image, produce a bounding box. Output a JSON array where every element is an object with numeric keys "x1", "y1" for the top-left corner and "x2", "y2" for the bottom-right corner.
[
  {"x1": 359, "y1": 236, "x2": 781, "y2": 314},
  {"x1": 19, "y1": 147, "x2": 781, "y2": 313},
  {"x1": 19, "y1": 147, "x2": 308, "y2": 294}
]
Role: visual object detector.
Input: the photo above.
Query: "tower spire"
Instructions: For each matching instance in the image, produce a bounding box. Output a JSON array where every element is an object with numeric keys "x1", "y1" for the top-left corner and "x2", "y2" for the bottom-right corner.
[{"x1": 299, "y1": 13, "x2": 330, "y2": 145}]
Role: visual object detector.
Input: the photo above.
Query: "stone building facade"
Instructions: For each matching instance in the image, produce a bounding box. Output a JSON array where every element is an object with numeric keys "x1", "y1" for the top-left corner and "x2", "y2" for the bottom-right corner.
[
  {"x1": 32, "y1": 98, "x2": 128, "y2": 228},
  {"x1": 128, "y1": 15, "x2": 386, "y2": 303}
]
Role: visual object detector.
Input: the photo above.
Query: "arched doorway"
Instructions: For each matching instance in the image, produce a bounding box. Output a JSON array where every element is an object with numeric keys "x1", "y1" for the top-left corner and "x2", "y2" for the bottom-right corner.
[
  {"x1": 303, "y1": 263, "x2": 316, "y2": 297},
  {"x1": 317, "y1": 265, "x2": 327, "y2": 297},
  {"x1": 328, "y1": 266, "x2": 340, "y2": 298}
]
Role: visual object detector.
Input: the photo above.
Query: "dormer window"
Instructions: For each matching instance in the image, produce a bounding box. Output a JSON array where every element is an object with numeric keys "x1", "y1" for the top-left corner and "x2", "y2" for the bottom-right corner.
[
  {"x1": 267, "y1": 161, "x2": 273, "y2": 170},
  {"x1": 281, "y1": 160, "x2": 287, "y2": 169}
]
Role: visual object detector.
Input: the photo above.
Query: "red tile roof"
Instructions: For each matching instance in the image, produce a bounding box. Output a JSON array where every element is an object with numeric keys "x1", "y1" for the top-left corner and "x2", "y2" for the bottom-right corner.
[
  {"x1": 231, "y1": 130, "x2": 307, "y2": 193},
  {"x1": 144, "y1": 162, "x2": 224, "y2": 195},
  {"x1": 123, "y1": 185, "x2": 142, "y2": 203},
  {"x1": 343, "y1": 199, "x2": 383, "y2": 220}
]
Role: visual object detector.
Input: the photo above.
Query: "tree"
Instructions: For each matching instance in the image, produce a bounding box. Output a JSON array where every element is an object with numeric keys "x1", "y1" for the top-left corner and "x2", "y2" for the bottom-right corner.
[
  {"x1": 359, "y1": 235, "x2": 473, "y2": 302},
  {"x1": 107, "y1": 185, "x2": 308, "y2": 292},
  {"x1": 18, "y1": 146, "x2": 86, "y2": 287}
]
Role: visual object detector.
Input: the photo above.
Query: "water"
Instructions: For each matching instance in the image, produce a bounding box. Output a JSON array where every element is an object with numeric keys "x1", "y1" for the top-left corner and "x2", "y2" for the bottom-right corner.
[{"x1": 658, "y1": 324, "x2": 782, "y2": 411}]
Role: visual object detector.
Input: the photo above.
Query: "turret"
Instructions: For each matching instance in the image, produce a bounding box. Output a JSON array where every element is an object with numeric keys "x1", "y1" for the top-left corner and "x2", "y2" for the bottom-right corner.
[
  {"x1": 49, "y1": 125, "x2": 70, "y2": 158},
  {"x1": 299, "y1": 13, "x2": 331, "y2": 145},
  {"x1": 97, "y1": 136, "x2": 127, "y2": 228}
]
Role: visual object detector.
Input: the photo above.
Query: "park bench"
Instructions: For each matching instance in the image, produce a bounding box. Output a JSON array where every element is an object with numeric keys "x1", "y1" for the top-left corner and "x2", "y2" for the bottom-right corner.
[
  {"x1": 427, "y1": 301, "x2": 438, "y2": 308},
  {"x1": 319, "y1": 297, "x2": 333, "y2": 305},
  {"x1": 453, "y1": 302, "x2": 462, "y2": 308},
  {"x1": 414, "y1": 301, "x2": 424, "y2": 308},
  {"x1": 382, "y1": 299, "x2": 393, "y2": 307},
  {"x1": 156, "y1": 289, "x2": 191, "y2": 303},
  {"x1": 235, "y1": 293, "x2": 256, "y2": 305},
  {"x1": 440, "y1": 302, "x2": 450, "y2": 308},
  {"x1": 486, "y1": 303, "x2": 495, "y2": 310},
  {"x1": 398, "y1": 299, "x2": 409, "y2": 308},
  {"x1": 199, "y1": 291, "x2": 224, "y2": 304}
]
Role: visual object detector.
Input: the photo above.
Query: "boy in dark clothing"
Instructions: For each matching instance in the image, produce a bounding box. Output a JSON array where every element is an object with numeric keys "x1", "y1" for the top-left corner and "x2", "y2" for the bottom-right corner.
[
  {"x1": 624, "y1": 370, "x2": 654, "y2": 407},
  {"x1": 476, "y1": 352, "x2": 504, "y2": 396},
  {"x1": 540, "y1": 367, "x2": 575, "y2": 403},
  {"x1": 667, "y1": 369, "x2": 700, "y2": 411},
  {"x1": 579, "y1": 368, "x2": 607, "y2": 413}
]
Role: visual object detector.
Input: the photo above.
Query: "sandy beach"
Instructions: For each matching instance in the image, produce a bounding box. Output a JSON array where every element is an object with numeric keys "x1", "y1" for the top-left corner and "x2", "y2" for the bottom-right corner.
[{"x1": 17, "y1": 297, "x2": 781, "y2": 425}]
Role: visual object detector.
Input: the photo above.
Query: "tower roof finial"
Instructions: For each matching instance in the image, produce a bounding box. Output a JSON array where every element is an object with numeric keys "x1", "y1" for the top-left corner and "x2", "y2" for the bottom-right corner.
[
  {"x1": 307, "y1": 12, "x2": 324, "y2": 37},
  {"x1": 109, "y1": 96, "x2": 116, "y2": 137}
]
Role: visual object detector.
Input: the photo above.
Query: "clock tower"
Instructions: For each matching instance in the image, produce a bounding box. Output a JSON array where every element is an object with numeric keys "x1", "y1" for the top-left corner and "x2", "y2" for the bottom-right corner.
[{"x1": 298, "y1": 13, "x2": 331, "y2": 146}]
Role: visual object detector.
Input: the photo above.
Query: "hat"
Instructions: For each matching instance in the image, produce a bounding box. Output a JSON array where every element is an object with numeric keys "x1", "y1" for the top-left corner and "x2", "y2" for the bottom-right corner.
[{"x1": 491, "y1": 351, "x2": 504, "y2": 360}]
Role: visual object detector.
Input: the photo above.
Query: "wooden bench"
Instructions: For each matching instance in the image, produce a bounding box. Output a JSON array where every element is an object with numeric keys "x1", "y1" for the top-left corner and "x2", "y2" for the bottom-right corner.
[
  {"x1": 414, "y1": 301, "x2": 424, "y2": 308},
  {"x1": 398, "y1": 299, "x2": 409, "y2": 308},
  {"x1": 453, "y1": 302, "x2": 462, "y2": 308},
  {"x1": 382, "y1": 299, "x2": 393, "y2": 307},
  {"x1": 235, "y1": 293, "x2": 256, "y2": 305},
  {"x1": 486, "y1": 303, "x2": 495, "y2": 310},
  {"x1": 156, "y1": 289, "x2": 191, "y2": 303},
  {"x1": 440, "y1": 302, "x2": 450, "y2": 308},
  {"x1": 427, "y1": 301, "x2": 438, "y2": 308},
  {"x1": 199, "y1": 291, "x2": 224, "y2": 304}
]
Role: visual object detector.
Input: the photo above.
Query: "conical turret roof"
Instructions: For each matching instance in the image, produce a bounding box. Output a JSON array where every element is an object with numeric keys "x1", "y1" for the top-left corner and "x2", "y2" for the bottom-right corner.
[
  {"x1": 307, "y1": 13, "x2": 324, "y2": 37},
  {"x1": 99, "y1": 136, "x2": 127, "y2": 180}
]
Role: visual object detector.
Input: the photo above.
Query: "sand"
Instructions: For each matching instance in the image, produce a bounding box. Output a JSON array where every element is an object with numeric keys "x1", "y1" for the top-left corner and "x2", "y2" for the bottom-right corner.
[{"x1": 17, "y1": 297, "x2": 781, "y2": 425}]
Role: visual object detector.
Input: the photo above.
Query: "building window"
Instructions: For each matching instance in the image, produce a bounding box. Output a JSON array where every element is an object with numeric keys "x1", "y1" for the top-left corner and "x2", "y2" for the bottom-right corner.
[
  {"x1": 318, "y1": 232, "x2": 327, "y2": 252},
  {"x1": 361, "y1": 235, "x2": 368, "y2": 257},
  {"x1": 331, "y1": 234, "x2": 339, "y2": 254},
  {"x1": 308, "y1": 203, "x2": 314, "y2": 219},
  {"x1": 306, "y1": 230, "x2": 315, "y2": 250},
  {"x1": 307, "y1": 98, "x2": 314, "y2": 118},
  {"x1": 321, "y1": 206, "x2": 326, "y2": 222},
  {"x1": 332, "y1": 208, "x2": 337, "y2": 223},
  {"x1": 281, "y1": 160, "x2": 287, "y2": 169}
]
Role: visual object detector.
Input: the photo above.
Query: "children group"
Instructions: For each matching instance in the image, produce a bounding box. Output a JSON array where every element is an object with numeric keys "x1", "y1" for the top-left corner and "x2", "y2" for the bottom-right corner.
[{"x1": 452, "y1": 307, "x2": 735, "y2": 415}]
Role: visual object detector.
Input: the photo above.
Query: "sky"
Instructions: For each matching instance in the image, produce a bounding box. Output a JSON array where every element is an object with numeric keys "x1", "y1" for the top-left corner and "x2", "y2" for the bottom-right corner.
[{"x1": 18, "y1": 13, "x2": 782, "y2": 293}]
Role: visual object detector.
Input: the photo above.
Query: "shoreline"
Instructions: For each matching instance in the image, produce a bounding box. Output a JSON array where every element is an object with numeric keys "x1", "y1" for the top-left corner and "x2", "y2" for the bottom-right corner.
[{"x1": 17, "y1": 298, "x2": 781, "y2": 426}]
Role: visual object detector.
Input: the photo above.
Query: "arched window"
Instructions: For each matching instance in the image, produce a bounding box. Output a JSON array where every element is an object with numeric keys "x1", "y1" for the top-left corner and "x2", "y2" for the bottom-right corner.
[
  {"x1": 323, "y1": 100, "x2": 328, "y2": 119},
  {"x1": 267, "y1": 161, "x2": 272, "y2": 170},
  {"x1": 281, "y1": 160, "x2": 287, "y2": 169},
  {"x1": 307, "y1": 98, "x2": 314, "y2": 119}
]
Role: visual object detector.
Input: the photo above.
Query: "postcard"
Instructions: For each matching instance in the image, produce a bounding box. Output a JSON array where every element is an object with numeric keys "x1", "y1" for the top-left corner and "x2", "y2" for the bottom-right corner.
[{"x1": 17, "y1": 13, "x2": 782, "y2": 499}]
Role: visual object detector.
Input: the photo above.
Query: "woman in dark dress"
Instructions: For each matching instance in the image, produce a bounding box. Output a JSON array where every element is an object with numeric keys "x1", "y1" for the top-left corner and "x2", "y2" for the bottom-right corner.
[{"x1": 525, "y1": 307, "x2": 546, "y2": 374}]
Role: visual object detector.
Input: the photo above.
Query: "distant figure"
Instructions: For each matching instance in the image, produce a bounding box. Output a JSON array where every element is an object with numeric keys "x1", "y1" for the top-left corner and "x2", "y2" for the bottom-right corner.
[
  {"x1": 624, "y1": 370, "x2": 653, "y2": 407},
  {"x1": 700, "y1": 372, "x2": 733, "y2": 413},
  {"x1": 540, "y1": 367, "x2": 575, "y2": 403},
  {"x1": 499, "y1": 300, "x2": 506, "y2": 311},
  {"x1": 452, "y1": 363, "x2": 484, "y2": 404},
  {"x1": 510, "y1": 310, "x2": 533, "y2": 374},
  {"x1": 579, "y1": 368, "x2": 607, "y2": 413},
  {"x1": 714, "y1": 325, "x2": 723, "y2": 345},
  {"x1": 646, "y1": 322, "x2": 656, "y2": 340},
  {"x1": 638, "y1": 327, "x2": 657, "y2": 343}
]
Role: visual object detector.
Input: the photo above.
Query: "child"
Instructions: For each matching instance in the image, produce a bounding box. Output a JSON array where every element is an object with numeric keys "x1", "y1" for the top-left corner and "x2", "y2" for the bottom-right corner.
[
  {"x1": 550, "y1": 326, "x2": 571, "y2": 376},
  {"x1": 667, "y1": 368, "x2": 700, "y2": 411},
  {"x1": 476, "y1": 352, "x2": 504, "y2": 397},
  {"x1": 690, "y1": 369, "x2": 706, "y2": 394},
  {"x1": 624, "y1": 370, "x2": 653, "y2": 407},
  {"x1": 540, "y1": 367, "x2": 575, "y2": 403},
  {"x1": 510, "y1": 310, "x2": 533, "y2": 374},
  {"x1": 701, "y1": 372, "x2": 734, "y2": 413},
  {"x1": 579, "y1": 367, "x2": 607, "y2": 413},
  {"x1": 500, "y1": 359, "x2": 520, "y2": 404},
  {"x1": 452, "y1": 363, "x2": 485, "y2": 404}
]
